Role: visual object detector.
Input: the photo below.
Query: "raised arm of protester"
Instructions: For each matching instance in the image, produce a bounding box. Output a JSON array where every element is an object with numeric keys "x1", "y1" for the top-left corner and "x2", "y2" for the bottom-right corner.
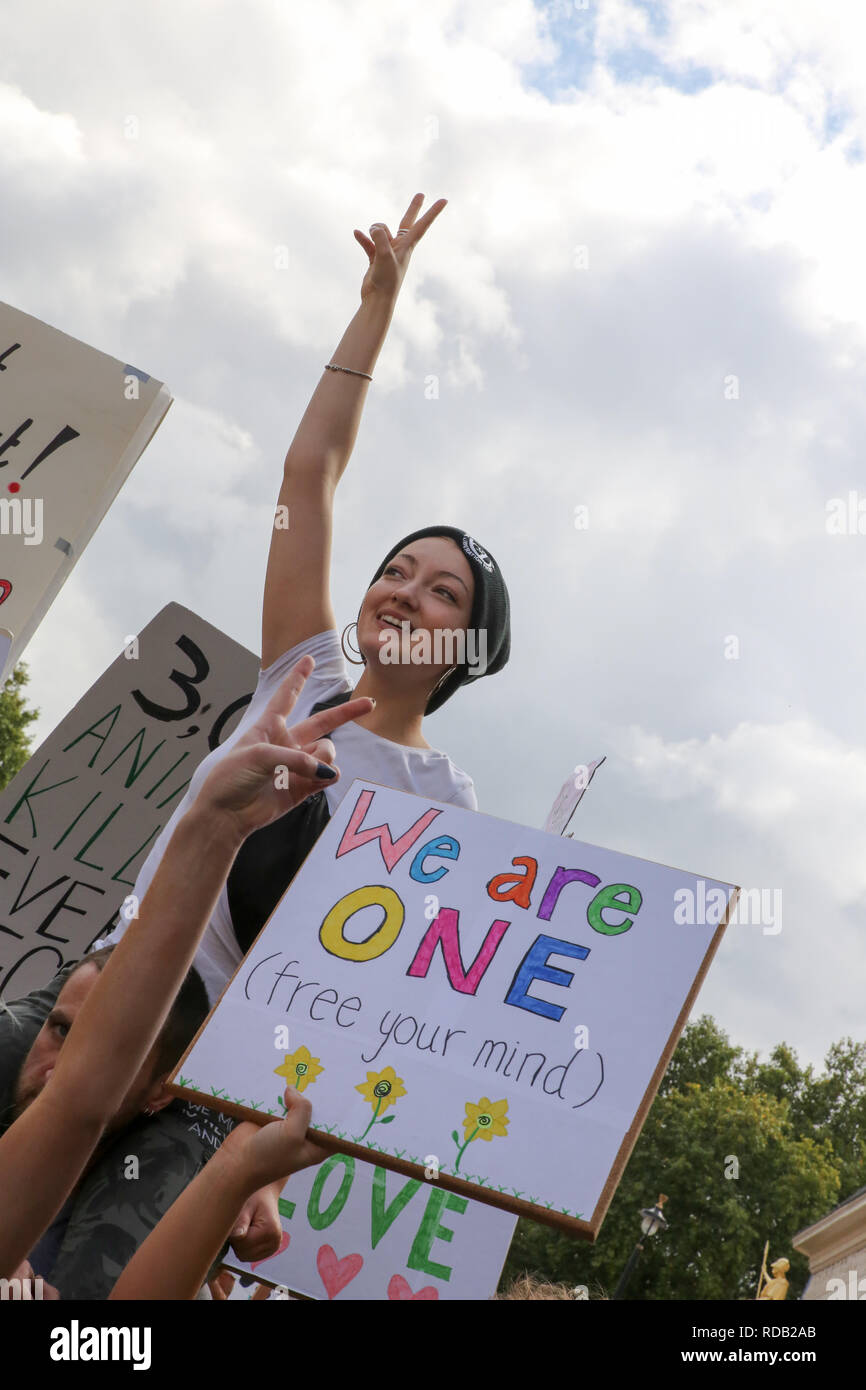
[
  {"x1": 110, "y1": 1086, "x2": 322, "y2": 1300},
  {"x1": 0, "y1": 657, "x2": 373, "y2": 1279},
  {"x1": 262, "y1": 191, "x2": 447, "y2": 668}
]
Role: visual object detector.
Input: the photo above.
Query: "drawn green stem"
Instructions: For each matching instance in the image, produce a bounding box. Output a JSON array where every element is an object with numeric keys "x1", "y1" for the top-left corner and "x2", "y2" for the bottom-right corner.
[
  {"x1": 454, "y1": 1126, "x2": 479, "y2": 1172},
  {"x1": 357, "y1": 1097, "x2": 382, "y2": 1142}
]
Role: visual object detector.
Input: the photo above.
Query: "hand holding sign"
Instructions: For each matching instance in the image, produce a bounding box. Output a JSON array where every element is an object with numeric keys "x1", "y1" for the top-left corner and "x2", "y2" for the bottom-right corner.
[
  {"x1": 175, "y1": 780, "x2": 738, "y2": 1237},
  {"x1": 196, "y1": 657, "x2": 374, "y2": 839},
  {"x1": 220, "y1": 1087, "x2": 327, "y2": 1190}
]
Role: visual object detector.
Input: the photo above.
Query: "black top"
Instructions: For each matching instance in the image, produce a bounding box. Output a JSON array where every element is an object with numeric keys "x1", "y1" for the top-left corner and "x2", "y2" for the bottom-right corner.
[{"x1": 225, "y1": 690, "x2": 354, "y2": 954}]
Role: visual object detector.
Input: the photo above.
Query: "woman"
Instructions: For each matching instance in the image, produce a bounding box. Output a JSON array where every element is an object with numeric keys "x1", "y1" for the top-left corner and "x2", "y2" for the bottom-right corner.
[
  {"x1": 116, "y1": 192, "x2": 512, "y2": 1002},
  {"x1": 0, "y1": 661, "x2": 368, "y2": 1285},
  {"x1": 87, "y1": 195, "x2": 512, "y2": 1278}
]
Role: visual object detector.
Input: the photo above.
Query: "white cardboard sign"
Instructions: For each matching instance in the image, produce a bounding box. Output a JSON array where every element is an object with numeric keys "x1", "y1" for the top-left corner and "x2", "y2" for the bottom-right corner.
[
  {"x1": 225, "y1": 1152, "x2": 516, "y2": 1301},
  {"x1": 175, "y1": 780, "x2": 737, "y2": 1237},
  {"x1": 543, "y1": 757, "x2": 606, "y2": 836},
  {"x1": 0, "y1": 302, "x2": 172, "y2": 681},
  {"x1": 0, "y1": 604, "x2": 259, "y2": 999}
]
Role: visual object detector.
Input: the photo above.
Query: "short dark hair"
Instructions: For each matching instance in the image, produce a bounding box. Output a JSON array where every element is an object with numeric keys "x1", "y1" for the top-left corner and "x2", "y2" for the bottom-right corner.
[{"x1": 70, "y1": 947, "x2": 210, "y2": 1079}]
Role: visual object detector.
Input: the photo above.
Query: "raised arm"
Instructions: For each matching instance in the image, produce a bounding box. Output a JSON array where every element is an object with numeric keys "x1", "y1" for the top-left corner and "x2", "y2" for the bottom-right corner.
[
  {"x1": 261, "y1": 193, "x2": 448, "y2": 669},
  {"x1": 0, "y1": 660, "x2": 373, "y2": 1278},
  {"x1": 110, "y1": 1087, "x2": 323, "y2": 1300}
]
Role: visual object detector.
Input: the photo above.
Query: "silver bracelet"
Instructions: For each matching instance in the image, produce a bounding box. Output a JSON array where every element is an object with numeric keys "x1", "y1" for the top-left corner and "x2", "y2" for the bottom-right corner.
[{"x1": 324, "y1": 362, "x2": 373, "y2": 381}]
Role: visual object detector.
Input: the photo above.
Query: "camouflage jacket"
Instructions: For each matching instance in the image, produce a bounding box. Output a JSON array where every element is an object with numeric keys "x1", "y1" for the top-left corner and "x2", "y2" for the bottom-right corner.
[{"x1": 0, "y1": 966, "x2": 232, "y2": 1299}]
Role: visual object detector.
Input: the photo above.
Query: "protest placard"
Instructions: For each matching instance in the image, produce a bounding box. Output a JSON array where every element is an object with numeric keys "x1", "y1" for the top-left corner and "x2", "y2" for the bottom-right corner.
[
  {"x1": 544, "y1": 757, "x2": 606, "y2": 836},
  {"x1": 224, "y1": 1149, "x2": 516, "y2": 1301},
  {"x1": 0, "y1": 302, "x2": 172, "y2": 682},
  {"x1": 0, "y1": 603, "x2": 258, "y2": 999},
  {"x1": 172, "y1": 780, "x2": 739, "y2": 1237}
]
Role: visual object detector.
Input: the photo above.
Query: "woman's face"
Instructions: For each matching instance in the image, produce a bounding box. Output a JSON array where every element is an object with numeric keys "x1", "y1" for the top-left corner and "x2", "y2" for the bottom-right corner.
[{"x1": 357, "y1": 537, "x2": 475, "y2": 687}]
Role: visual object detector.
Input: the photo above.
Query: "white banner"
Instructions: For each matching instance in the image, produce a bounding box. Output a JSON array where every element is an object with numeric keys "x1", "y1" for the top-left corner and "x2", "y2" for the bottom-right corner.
[
  {"x1": 0, "y1": 302, "x2": 172, "y2": 681},
  {"x1": 225, "y1": 1151, "x2": 516, "y2": 1301},
  {"x1": 176, "y1": 780, "x2": 738, "y2": 1236},
  {"x1": 543, "y1": 757, "x2": 606, "y2": 835},
  {"x1": 0, "y1": 604, "x2": 259, "y2": 999}
]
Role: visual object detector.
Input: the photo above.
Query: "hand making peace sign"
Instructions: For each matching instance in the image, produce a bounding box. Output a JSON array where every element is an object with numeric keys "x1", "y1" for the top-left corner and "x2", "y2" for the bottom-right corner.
[
  {"x1": 196, "y1": 655, "x2": 374, "y2": 840},
  {"x1": 354, "y1": 192, "x2": 448, "y2": 302}
]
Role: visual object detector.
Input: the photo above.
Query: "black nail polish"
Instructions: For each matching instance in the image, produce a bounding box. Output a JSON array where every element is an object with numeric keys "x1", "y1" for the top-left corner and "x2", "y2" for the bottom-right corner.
[{"x1": 316, "y1": 763, "x2": 337, "y2": 780}]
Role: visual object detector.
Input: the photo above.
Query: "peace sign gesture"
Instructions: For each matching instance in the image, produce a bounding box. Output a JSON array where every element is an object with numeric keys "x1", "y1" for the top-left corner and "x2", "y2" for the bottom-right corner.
[
  {"x1": 354, "y1": 192, "x2": 447, "y2": 303},
  {"x1": 196, "y1": 655, "x2": 374, "y2": 840}
]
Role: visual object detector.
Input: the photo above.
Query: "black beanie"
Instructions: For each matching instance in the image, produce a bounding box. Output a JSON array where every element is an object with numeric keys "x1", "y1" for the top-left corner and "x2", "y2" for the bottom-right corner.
[{"x1": 363, "y1": 525, "x2": 511, "y2": 714}]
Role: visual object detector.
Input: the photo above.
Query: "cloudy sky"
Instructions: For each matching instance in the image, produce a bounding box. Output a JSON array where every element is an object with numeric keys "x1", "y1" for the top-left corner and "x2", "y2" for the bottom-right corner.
[{"x1": 2, "y1": 0, "x2": 863, "y2": 1068}]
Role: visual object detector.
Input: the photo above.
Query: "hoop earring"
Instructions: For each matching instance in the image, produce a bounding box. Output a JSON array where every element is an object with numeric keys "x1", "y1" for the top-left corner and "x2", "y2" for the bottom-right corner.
[
  {"x1": 429, "y1": 665, "x2": 456, "y2": 701},
  {"x1": 341, "y1": 622, "x2": 366, "y2": 666}
]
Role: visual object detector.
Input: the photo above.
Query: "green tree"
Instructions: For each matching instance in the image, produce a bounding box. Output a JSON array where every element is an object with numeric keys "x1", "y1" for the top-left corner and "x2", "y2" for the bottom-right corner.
[
  {"x1": 0, "y1": 663, "x2": 39, "y2": 790},
  {"x1": 500, "y1": 1016, "x2": 846, "y2": 1299},
  {"x1": 738, "y1": 1035, "x2": 866, "y2": 1198},
  {"x1": 794, "y1": 1038, "x2": 866, "y2": 1199}
]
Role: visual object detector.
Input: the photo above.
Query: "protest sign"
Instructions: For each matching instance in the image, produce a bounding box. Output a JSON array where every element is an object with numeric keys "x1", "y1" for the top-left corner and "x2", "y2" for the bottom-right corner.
[
  {"x1": 223, "y1": 1275, "x2": 291, "y2": 1300},
  {"x1": 0, "y1": 603, "x2": 258, "y2": 999},
  {"x1": 172, "y1": 780, "x2": 738, "y2": 1238},
  {"x1": 0, "y1": 302, "x2": 172, "y2": 682},
  {"x1": 224, "y1": 1151, "x2": 516, "y2": 1301},
  {"x1": 544, "y1": 757, "x2": 606, "y2": 836}
]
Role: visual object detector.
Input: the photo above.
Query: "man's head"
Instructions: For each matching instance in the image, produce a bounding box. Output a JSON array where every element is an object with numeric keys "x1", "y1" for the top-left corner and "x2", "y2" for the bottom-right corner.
[{"x1": 13, "y1": 947, "x2": 210, "y2": 1132}]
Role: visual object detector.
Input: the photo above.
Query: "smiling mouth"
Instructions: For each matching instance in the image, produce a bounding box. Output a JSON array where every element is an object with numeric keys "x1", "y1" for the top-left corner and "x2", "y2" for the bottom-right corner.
[{"x1": 376, "y1": 612, "x2": 412, "y2": 632}]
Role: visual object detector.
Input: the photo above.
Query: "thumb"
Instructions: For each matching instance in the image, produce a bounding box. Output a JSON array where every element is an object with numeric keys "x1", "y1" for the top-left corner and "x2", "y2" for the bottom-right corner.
[
  {"x1": 368, "y1": 222, "x2": 393, "y2": 249},
  {"x1": 232, "y1": 1198, "x2": 253, "y2": 1238}
]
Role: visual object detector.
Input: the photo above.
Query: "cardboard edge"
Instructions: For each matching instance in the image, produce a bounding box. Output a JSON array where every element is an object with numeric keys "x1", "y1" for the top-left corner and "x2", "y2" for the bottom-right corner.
[
  {"x1": 587, "y1": 885, "x2": 741, "y2": 1234},
  {"x1": 165, "y1": 1081, "x2": 595, "y2": 1239},
  {"x1": 169, "y1": 780, "x2": 740, "y2": 1245}
]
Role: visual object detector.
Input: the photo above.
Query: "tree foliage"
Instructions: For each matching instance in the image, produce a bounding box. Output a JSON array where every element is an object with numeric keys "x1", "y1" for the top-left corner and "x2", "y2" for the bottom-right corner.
[
  {"x1": 500, "y1": 1015, "x2": 860, "y2": 1299},
  {"x1": 0, "y1": 663, "x2": 39, "y2": 791}
]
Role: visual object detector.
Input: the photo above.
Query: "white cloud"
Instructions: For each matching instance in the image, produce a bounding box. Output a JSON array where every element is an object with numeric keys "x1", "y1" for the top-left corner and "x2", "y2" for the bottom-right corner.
[
  {"x1": 3, "y1": 0, "x2": 864, "y2": 1067},
  {"x1": 618, "y1": 718, "x2": 866, "y2": 904}
]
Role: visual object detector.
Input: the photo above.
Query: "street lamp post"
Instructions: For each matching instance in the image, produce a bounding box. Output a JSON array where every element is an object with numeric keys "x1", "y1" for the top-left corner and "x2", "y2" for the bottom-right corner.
[{"x1": 612, "y1": 1194, "x2": 669, "y2": 1300}]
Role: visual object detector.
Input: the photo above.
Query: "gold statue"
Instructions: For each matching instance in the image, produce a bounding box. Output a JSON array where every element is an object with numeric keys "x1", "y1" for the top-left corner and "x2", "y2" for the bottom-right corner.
[{"x1": 755, "y1": 1242, "x2": 790, "y2": 1300}]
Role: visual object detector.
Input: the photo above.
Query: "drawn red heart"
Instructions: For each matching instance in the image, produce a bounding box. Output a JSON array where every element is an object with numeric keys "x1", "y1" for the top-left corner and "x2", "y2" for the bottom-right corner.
[
  {"x1": 387, "y1": 1273, "x2": 439, "y2": 1300},
  {"x1": 0, "y1": 579, "x2": 11, "y2": 606},
  {"x1": 250, "y1": 1230, "x2": 290, "y2": 1270},
  {"x1": 316, "y1": 1244, "x2": 364, "y2": 1299}
]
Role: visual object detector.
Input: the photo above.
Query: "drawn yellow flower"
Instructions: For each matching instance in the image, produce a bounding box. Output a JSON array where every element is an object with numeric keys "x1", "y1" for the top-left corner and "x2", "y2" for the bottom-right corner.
[
  {"x1": 274, "y1": 1045, "x2": 323, "y2": 1094},
  {"x1": 463, "y1": 1097, "x2": 509, "y2": 1143},
  {"x1": 355, "y1": 1066, "x2": 406, "y2": 1115}
]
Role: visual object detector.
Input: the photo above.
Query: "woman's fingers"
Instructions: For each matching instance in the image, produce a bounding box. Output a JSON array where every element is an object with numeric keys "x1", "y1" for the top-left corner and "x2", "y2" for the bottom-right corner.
[
  {"x1": 295, "y1": 1134, "x2": 330, "y2": 1171},
  {"x1": 368, "y1": 221, "x2": 394, "y2": 243},
  {"x1": 405, "y1": 196, "x2": 447, "y2": 245},
  {"x1": 397, "y1": 192, "x2": 424, "y2": 230},
  {"x1": 205, "y1": 743, "x2": 335, "y2": 811},
  {"x1": 279, "y1": 1087, "x2": 327, "y2": 1167},
  {"x1": 252, "y1": 743, "x2": 333, "y2": 785},
  {"x1": 281, "y1": 1085, "x2": 312, "y2": 1127},
  {"x1": 289, "y1": 694, "x2": 374, "y2": 748},
  {"x1": 303, "y1": 737, "x2": 336, "y2": 766},
  {"x1": 354, "y1": 229, "x2": 375, "y2": 259},
  {"x1": 261, "y1": 656, "x2": 314, "y2": 726},
  {"x1": 357, "y1": 196, "x2": 446, "y2": 277}
]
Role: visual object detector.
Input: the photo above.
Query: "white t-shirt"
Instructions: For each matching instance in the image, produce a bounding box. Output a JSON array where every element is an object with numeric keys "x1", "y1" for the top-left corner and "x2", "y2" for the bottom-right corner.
[{"x1": 102, "y1": 629, "x2": 476, "y2": 1001}]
